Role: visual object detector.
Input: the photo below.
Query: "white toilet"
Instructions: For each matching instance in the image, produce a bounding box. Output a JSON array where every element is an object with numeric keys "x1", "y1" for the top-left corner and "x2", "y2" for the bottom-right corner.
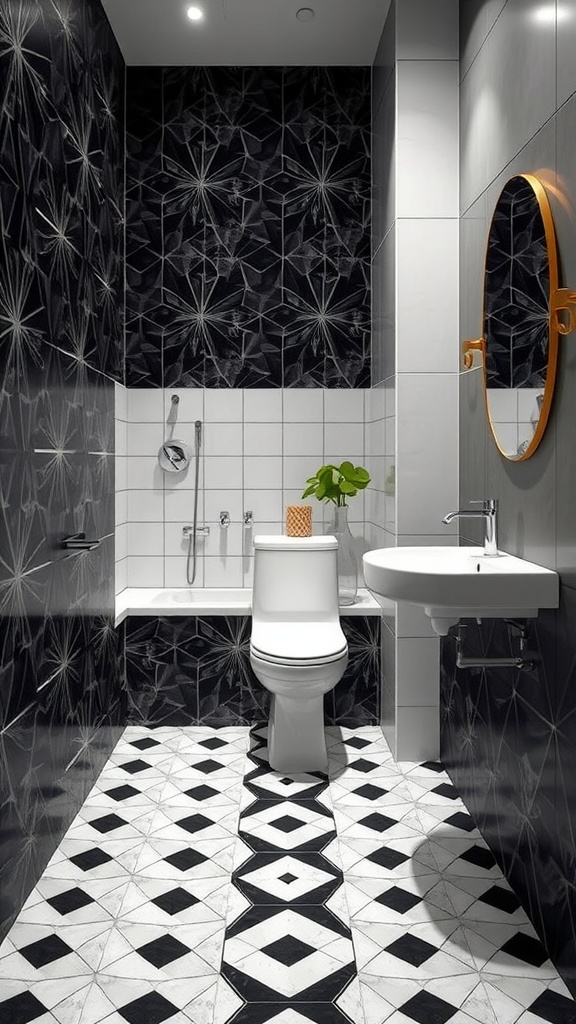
[{"x1": 250, "y1": 535, "x2": 349, "y2": 774}]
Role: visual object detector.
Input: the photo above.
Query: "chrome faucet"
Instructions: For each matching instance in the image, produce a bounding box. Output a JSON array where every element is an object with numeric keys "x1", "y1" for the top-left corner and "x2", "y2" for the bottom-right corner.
[
  {"x1": 219, "y1": 511, "x2": 230, "y2": 529},
  {"x1": 243, "y1": 510, "x2": 253, "y2": 528},
  {"x1": 442, "y1": 498, "x2": 499, "y2": 556}
]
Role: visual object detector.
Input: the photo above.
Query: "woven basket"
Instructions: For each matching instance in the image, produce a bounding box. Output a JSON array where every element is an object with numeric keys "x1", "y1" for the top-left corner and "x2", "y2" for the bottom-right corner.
[{"x1": 285, "y1": 505, "x2": 312, "y2": 537}]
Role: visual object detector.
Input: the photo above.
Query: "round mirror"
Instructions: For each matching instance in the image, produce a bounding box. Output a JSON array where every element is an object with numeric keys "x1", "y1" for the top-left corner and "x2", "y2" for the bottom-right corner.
[{"x1": 483, "y1": 174, "x2": 559, "y2": 461}]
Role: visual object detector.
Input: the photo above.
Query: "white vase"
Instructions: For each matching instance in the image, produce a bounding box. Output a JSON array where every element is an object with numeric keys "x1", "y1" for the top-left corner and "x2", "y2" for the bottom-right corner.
[{"x1": 327, "y1": 505, "x2": 358, "y2": 606}]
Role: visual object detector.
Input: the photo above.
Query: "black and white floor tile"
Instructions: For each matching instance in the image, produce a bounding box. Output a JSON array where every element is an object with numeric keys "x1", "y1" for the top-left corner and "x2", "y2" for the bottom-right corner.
[{"x1": 0, "y1": 726, "x2": 574, "y2": 1024}]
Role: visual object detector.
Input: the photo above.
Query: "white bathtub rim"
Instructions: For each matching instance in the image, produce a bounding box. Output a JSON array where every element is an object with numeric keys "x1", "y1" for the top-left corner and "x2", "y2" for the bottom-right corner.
[{"x1": 115, "y1": 586, "x2": 380, "y2": 625}]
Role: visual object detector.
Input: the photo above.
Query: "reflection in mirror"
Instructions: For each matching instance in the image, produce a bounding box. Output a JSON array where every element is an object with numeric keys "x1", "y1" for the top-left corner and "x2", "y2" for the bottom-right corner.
[{"x1": 483, "y1": 174, "x2": 557, "y2": 461}]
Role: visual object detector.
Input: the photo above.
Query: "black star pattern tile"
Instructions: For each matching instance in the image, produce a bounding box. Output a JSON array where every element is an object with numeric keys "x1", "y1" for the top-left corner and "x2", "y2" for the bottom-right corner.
[
  {"x1": 88, "y1": 813, "x2": 127, "y2": 833},
  {"x1": 121, "y1": 759, "x2": 153, "y2": 774},
  {"x1": 375, "y1": 886, "x2": 423, "y2": 915},
  {"x1": 136, "y1": 934, "x2": 191, "y2": 968},
  {"x1": 262, "y1": 935, "x2": 316, "y2": 966},
  {"x1": 366, "y1": 847, "x2": 410, "y2": 870},
  {"x1": 0, "y1": 992, "x2": 49, "y2": 1023},
  {"x1": 279, "y1": 873, "x2": 298, "y2": 885},
  {"x1": 351, "y1": 784, "x2": 389, "y2": 801},
  {"x1": 527, "y1": 989, "x2": 576, "y2": 1023},
  {"x1": 419, "y1": 762, "x2": 445, "y2": 773},
  {"x1": 46, "y1": 887, "x2": 95, "y2": 916},
  {"x1": 69, "y1": 848, "x2": 114, "y2": 871},
  {"x1": 478, "y1": 885, "x2": 521, "y2": 914},
  {"x1": 199, "y1": 737, "x2": 229, "y2": 750},
  {"x1": 119, "y1": 992, "x2": 181, "y2": 1024},
  {"x1": 458, "y1": 845, "x2": 496, "y2": 870},
  {"x1": 20, "y1": 934, "x2": 74, "y2": 968},
  {"x1": 163, "y1": 848, "x2": 208, "y2": 872},
  {"x1": 184, "y1": 785, "x2": 220, "y2": 801},
  {"x1": 500, "y1": 932, "x2": 549, "y2": 967},
  {"x1": 131, "y1": 738, "x2": 161, "y2": 750},
  {"x1": 386, "y1": 934, "x2": 439, "y2": 968},
  {"x1": 104, "y1": 785, "x2": 142, "y2": 802},
  {"x1": 399, "y1": 991, "x2": 459, "y2": 1024},
  {"x1": 151, "y1": 888, "x2": 200, "y2": 915},
  {"x1": 358, "y1": 812, "x2": 397, "y2": 833}
]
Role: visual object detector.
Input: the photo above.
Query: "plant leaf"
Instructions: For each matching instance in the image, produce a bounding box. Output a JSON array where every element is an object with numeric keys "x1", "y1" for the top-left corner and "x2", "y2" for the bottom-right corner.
[{"x1": 301, "y1": 485, "x2": 316, "y2": 499}]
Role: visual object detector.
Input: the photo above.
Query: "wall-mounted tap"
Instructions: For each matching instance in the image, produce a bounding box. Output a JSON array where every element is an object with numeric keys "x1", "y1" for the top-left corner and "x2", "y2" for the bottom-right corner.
[
  {"x1": 219, "y1": 511, "x2": 230, "y2": 529},
  {"x1": 243, "y1": 510, "x2": 253, "y2": 529},
  {"x1": 442, "y1": 498, "x2": 499, "y2": 556}
]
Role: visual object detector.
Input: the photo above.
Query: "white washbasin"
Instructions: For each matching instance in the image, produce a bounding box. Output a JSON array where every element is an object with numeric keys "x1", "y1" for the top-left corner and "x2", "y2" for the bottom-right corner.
[{"x1": 363, "y1": 546, "x2": 559, "y2": 635}]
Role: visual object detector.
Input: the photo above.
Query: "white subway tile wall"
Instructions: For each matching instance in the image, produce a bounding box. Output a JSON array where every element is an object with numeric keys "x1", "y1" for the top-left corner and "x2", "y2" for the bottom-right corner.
[{"x1": 115, "y1": 388, "x2": 375, "y2": 591}]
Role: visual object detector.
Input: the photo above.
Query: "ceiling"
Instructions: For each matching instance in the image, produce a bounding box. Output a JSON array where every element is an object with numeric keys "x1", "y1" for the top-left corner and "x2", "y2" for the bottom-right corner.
[{"x1": 101, "y1": 0, "x2": 391, "y2": 66}]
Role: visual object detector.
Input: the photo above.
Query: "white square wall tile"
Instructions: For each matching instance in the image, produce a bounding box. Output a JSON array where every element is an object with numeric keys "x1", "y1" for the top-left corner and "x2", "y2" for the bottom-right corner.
[
  {"x1": 324, "y1": 423, "x2": 364, "y2": 460},
  {"x1": 115, "y1": 523, "x2": 128, "y2": 560},
  {"x1": 204, "y1": 490, "x2": 243, "y2": 523},
  {"x1": 127, "y1": 388, "x2": 164, "y2": 422},
  {"x1": 115, "y1": 456, "x2": 127, "y2": 491},
  {"x1": 396, "y1": 219, "x2": 459, "y2": 373},
  {"x1": 283, "y1": 422, "x2": 323, "y2": 457},
  {"x1": 127, "y1": 422, "x2": 164, "y2": 457},
  {"x1": 204, "y1": 422, "x2": 243, "y2": 457},
  {"x1": 165, "y1": 555, "x2": 204, "y2": 588},
  {"x1": 244, "y1": 422, "x2": 282, "y2": 457},
  {"x1": 204, "y1": 556, "x2": 243, "y2": 587},
  {"x1": 396, "y1": 60, "x2": 459, "y2": 219},
  {"x1": 127, "y1": 457, "x2": 163, "y2": 490},
  {"x1": 164, "y1": 488, "x2": 205, "y2": 522},
  {"x1": 283, "y1": 456, "x2": 321, "y2": 491},
  {"x1": 128, "y1": 522, "x2": 164, "y2": 557},
  {"x1": 243, "y1": 490, "x2": 284, "y2": 522},
  {"x1": 205, "y1": 389, "x2": 243, "y2": 422},
  {"x1": 205, "y1": 457, "x2": 243, "y2": 490},
  {"x1": 244, "y1": 456, "x2": 282, "y2": 490},
  {"x1": 164, "y1": 388, "x2": 204, "y2": 423},
  {"x1": 115, "y1": 489, "x2": 128, "y2": 527},
  {"x1": 243, "y1": 389, "x2": 282, "y2": 422},
  {"x1": 127, "y1": 556, "x2": 164, "y2": 588},
  {"x1": 365, "y1": 387, "x2": 386, "y2": 424},
  {"x1": 324, "y1": 389, "x2": 365, "y2": 423},
  {"x1": 115, "y1": 419, "x2": 127, "y2": 456},
  {"x1": 283, "y1": 389, "x2": 323, "y2": 422},
  {"x1": 127, "y1": 488, "x2": 164, "y2": 523},
  {"x1": 115, "y1": 558, "x2": 127, "y2": 595}
]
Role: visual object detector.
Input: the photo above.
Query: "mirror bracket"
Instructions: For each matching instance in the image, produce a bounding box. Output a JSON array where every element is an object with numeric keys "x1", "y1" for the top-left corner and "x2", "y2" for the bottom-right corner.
[
  {"x1": 462, "y1": 338, "x2": 485, "y2": 370},
  {"x1": 551, "y1": 288, "x2": 576, "y2": 335}
]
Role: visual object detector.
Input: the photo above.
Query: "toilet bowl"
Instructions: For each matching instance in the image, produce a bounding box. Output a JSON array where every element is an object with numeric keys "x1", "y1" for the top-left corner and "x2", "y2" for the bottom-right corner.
[{"x1": 250, "y1": 535, "x2": 349, "y2": 773}]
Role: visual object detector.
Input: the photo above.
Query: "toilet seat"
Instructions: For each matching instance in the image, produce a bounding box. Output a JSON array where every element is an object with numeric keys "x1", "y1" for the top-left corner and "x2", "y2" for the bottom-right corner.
[
  {"x1": 250, "y1": 621, "x2": 347, "y2": 666},
  {"x1": 250, "y1": 644, "x2": 347, "y2": 667}
]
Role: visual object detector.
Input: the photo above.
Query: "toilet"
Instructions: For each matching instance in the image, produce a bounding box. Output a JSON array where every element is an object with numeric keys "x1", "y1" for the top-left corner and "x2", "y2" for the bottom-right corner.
[{"x1": 250, "y1": 535, "x2": 349, "y2": 773}]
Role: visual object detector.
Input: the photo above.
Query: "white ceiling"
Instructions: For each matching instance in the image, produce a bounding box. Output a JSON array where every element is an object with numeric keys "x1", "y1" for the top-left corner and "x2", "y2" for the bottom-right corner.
[{"x1": 101, "y1": 0, "x2": 391, "y2": 66}]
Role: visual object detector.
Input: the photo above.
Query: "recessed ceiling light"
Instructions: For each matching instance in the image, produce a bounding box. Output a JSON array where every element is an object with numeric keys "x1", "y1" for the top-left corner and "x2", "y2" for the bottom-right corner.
[
  {"x1": 186, "y1": 5, "x2": 204, "y2": 21},
  {"x1": 296, "y1": 8, "x2": 315, "y2": 21}
]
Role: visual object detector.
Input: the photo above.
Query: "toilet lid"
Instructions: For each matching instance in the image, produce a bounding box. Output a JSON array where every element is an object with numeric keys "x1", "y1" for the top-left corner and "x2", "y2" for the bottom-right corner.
[{"x1": 251, "y1": 621, "x2": 348, "y2": 663}]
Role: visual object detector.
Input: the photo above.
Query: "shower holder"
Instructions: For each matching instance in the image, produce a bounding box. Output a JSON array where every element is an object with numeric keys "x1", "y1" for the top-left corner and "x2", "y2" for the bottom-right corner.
[
  {"x1": 183, "y1": 525, "x2": 210, "y2": 538},
  {"x1": 62, "y1": 532, "x2": 101, "y2": 551}
]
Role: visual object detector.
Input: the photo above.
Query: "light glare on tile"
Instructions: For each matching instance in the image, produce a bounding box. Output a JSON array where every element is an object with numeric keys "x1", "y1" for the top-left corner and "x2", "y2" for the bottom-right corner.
[{"x1": 186, "y1": 5, "x2": 204, "y2": 21}]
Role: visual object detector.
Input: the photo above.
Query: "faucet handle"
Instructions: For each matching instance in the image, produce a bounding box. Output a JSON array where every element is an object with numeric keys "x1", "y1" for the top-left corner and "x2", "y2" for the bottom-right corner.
[{"x1": 469, "y1": 498, "x2": 498, "y2": 510}]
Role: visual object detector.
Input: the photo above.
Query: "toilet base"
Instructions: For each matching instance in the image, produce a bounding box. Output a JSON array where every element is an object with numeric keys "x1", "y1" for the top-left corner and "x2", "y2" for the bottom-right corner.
[{"x1": 268, "y1": 693, "x2": 328, "y2": 774}]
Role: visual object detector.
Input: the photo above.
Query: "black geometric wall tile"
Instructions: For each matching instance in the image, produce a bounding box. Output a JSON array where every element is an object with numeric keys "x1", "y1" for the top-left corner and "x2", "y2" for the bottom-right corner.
[
  {"x1": 440, "y1": 595, "x2": 576, "y2": 999},
  {"x1": 0, "y1": 0, "x2": 124, "y2": 942},
  {"x1": 126, "y1": 66, "x2": 371, "y2": 388},
  {"x1": 125, "y1": 614, "x2": 378, "y2": 729}
]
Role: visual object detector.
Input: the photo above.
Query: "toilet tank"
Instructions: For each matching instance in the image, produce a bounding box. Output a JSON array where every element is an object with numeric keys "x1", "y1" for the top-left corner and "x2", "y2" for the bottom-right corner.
[{"x1": 252, "y1": 535, "x2": 339, "y2": 622}]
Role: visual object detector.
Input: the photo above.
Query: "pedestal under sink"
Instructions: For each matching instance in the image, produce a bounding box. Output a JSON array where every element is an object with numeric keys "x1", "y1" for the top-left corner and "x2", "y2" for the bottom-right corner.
[{"x1": 363, "y1": 546, "x2": 559, "y2": 635}]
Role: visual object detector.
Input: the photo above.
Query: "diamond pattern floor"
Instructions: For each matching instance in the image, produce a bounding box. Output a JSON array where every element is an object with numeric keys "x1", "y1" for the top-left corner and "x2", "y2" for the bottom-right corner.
[{"x1": 0, "y1": 725, "x2": 574, "y2": 1024}]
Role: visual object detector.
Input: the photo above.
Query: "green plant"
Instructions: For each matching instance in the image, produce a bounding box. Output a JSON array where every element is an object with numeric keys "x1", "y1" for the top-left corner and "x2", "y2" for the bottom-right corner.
[{"x1": 302, "y1": 462, "x2": 371, "y2": 507}]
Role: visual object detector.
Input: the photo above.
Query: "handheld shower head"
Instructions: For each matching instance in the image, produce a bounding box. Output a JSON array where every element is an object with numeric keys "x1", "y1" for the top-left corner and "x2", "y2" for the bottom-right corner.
[{"x1": 195, "y1": 420, "x2": 202, "y2": 450}]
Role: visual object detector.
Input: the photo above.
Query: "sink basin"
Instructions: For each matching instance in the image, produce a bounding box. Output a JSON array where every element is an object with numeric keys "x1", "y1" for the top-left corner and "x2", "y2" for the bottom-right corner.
[{"x1": 363, "y1": 546, "x2": 559, "y2": 635}]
